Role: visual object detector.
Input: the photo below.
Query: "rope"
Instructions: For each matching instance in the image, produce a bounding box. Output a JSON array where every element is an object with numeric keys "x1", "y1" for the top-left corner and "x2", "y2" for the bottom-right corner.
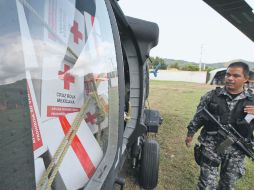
[
  {"x1": 37, "y1": 90, "x2": 106, "y2": 190},
  {"x1": 36, "y1": 96, "x2": 91, "y2": 190},
  {"x1": 124, "y1": 102, "x2": 131, "y2": 121},
  {"x1": 90, "y1": 90, "x2": 106, "y2": 145},
  {"x1": 45, "y1": 98, "x2": 90, "y2": 189}
]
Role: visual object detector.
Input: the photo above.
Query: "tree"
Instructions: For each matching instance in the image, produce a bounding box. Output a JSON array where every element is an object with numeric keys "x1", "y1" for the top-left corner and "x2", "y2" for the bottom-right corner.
[
  {"x1": 169, "y1": 62, "x2": 180, "y2": 69},
  {"x1": 205, "y1": 66, "x2": 215, "y2": 72},
  {"x1": 149, "y1": 56, "x2": 167, "y2": 70}
]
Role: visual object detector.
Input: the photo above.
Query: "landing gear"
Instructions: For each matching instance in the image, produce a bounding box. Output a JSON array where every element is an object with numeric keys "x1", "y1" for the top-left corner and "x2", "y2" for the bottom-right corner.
[
  {"x1": 130, "y1": 109, "x2": 162, "y2": 189},
  {"x1": 139, "y1": 139, "x2": 160, "y2": 190}
]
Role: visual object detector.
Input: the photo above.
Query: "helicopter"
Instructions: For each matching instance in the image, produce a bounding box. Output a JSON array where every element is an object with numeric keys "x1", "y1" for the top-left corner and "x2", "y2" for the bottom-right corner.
[
  {"x1": 203, "y1": 0, "x2": 254, "y2": 43},
  {"x1": 1, "y1": 0, "x2": 253, "y2": 190},
  {"x1": 150, "y1": 63, "x2": 161, "y2": 78},
  {"x1": 0, "y1": 0, "x2": 162, "y2": 190}
]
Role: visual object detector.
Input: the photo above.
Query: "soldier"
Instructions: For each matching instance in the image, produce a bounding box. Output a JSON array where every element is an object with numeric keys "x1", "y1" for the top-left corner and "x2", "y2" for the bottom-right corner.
[{"x1": 185, "y1": 61, "x2": 254, "y2": 190}]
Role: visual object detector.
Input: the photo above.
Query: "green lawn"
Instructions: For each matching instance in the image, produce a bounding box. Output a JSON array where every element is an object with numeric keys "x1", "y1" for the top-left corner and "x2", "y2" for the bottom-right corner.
[{"x1": 124, "y1": 80, "x2": 254, "y2": 190}]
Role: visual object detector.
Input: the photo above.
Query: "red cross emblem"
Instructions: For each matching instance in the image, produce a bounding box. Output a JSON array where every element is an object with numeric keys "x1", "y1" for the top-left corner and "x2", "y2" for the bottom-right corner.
[
  {"x1": 58, "y1": 64, "x2": 75, "y2": 90},
  {"x1": 85, "y1": 112, "x2": 96, "y2": 125},
  {"x1": 71, "y1": 21, "x2": 83, "y2": 44}
]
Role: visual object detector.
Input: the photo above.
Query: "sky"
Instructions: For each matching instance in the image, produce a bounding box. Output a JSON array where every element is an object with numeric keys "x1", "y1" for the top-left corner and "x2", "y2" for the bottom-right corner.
[{"x1": 118, "y1": 0, "x2": 254, "y2": 64}]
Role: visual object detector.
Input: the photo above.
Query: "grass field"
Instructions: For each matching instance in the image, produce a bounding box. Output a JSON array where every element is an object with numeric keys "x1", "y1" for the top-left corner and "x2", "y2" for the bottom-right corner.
[{"x1": 123, "y1": 81, "x2": 254, "y2": 190}]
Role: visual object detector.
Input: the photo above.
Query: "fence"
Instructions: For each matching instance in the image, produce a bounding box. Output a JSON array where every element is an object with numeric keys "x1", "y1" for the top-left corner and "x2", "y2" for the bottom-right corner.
[{"x1": 150, "y1": 70, "x2": 207, "y2": 84}]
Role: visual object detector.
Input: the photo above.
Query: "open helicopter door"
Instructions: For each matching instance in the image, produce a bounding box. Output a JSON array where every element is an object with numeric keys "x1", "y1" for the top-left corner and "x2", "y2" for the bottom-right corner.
[
  {"x1": 0, "y1": 0, "x2": 124, "y2": 189},
  {"x1": 16, "y1": 0, "x2": 106, "y2": 189}
]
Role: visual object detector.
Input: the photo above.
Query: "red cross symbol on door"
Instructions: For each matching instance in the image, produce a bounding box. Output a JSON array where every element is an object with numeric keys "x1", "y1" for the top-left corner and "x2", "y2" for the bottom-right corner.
[
  {"x1": 85, "y1": 112, "x2": 96, "y2": 125},
  {"x1": 71, "y1": 21, "x2": 83, "y2": 44},
  {"x1": 58, "y1": 64, "x2": 75, "y2": 90}
]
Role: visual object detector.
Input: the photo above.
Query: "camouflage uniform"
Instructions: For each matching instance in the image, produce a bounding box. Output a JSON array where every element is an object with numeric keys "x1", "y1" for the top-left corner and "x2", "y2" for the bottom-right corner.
[{"x1": 187, "y1": 87, "x2": 252, "y2": 190}]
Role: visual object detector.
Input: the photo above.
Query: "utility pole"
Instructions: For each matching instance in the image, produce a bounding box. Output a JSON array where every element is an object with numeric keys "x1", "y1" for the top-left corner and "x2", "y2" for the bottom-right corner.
[{"x1": 199, "y1": 44, "x2": 205, "y2": 71}]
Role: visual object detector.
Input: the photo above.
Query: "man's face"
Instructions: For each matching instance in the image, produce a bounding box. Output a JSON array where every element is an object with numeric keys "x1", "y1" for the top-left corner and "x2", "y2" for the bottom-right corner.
[{"x1": 225, "y1": 67, "x2": 248, "y2": 93}]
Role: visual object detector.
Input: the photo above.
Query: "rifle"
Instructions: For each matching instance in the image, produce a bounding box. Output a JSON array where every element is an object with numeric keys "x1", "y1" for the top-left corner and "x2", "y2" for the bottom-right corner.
[{"x1": 202, "y1": 107, "x2": 254, "y2": 160}]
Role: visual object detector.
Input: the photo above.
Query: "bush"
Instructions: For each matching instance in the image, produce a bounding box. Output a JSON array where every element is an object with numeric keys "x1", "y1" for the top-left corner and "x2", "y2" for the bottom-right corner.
[{"x1": 181, "y1": 64, "x2": 199, "y2": 71}]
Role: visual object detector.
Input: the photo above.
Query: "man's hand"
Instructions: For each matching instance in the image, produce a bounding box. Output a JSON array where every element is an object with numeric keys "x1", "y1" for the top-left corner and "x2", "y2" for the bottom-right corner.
[
  {"x1": 244, "y1": 105, "x2": 254, "y2": 115},
  {"x1": 185, "y1": 136, "x2": 193, "y2": 148}
]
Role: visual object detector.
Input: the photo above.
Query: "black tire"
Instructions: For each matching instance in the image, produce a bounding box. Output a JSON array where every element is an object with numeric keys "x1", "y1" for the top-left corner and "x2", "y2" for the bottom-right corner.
[{"x1": 140, "y1": 139, "x2": 160, "y2": 189}]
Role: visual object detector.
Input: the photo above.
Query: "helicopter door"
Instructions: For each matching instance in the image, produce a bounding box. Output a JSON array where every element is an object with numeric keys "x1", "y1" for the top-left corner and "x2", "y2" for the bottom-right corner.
[{"x1": 0, "y1": 0, "x2": 121, "y2": 189}]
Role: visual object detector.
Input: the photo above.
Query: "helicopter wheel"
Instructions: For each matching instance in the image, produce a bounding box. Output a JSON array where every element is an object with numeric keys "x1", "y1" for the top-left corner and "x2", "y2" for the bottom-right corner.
[{"x1": 139, "y1": 139, "x2": 160, "y2": 190}]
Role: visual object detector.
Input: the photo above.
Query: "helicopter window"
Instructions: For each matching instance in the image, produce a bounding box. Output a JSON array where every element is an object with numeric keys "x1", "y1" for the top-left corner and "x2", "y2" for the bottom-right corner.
[{"x1": 0, "y1": 0, "x2": 119, "y2": 189}]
